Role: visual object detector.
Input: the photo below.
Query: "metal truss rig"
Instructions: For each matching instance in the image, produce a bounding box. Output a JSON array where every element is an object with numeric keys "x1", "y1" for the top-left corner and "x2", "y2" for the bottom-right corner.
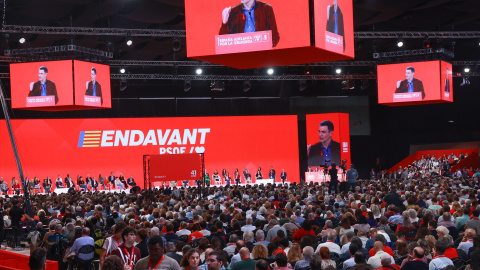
[
  {"x1": 4, "y1": 45, "x2": 113, "y2": 58},
  {"x1": 373, "y1": 48, "x2": 454, "y2": 59},
  {"x1": 112, "y1": 74, "x2": 377, "y2": 80},
  {"x1": 0, "y1": 73, "x2": 478, "y2": 79},
  {"x1": 2, "y1": 25, "x2": 480, "y2": 39}
]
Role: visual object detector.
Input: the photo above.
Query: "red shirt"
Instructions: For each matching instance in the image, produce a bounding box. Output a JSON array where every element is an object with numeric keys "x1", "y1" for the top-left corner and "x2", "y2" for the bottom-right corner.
[
  {"x1": 188, "y1": 231, "x2": 204, "y2": 242},
  {"x1": 273, "y1": 248, "x2": 286, "y2": 255},
  {"x1": 111, "y1": 243, "x2": 142, "y2": 268},
  {"x1": 375, "y1": 265, "x2": 400, "y2": 270},
  {"x1": 433, "y1": 247, "x2": 458, "y2": 259},
  {"x1": 369, "y1": 245, "x2": 394, "y2": 257},
  {"x1": 292, "y1": 229, "x2": 315, "y2": 243}
]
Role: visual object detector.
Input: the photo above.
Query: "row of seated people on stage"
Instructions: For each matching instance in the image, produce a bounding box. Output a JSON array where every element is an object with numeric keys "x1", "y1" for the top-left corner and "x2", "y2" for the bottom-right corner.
[
  {"x1": 0, "y1": 173, "x2": 137, "y2": 195},
  {"x1": 205, "y1": 167, "x2": 288, "y2": 185},
  {"x1": 4, "y1": 170, "x2": 480, "y2": 270}
]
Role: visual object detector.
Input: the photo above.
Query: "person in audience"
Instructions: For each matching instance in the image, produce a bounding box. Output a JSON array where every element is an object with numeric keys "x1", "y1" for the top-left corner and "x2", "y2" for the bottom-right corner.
[
  {"x1": 134, "y1": 235, "x2": 181, "y2": 270},
  {"x1": 428, "y1": 240, "x2": 453, "y2": 270},
  {"x1": 400, "y1": 246, "x2": 428, "y2": 270},
  {"x1": 179, "y1": 248, "x2": 201, "y2": 270},
  {"x1": 367, "y1": 241, "x2": 395, "y2": 269}
]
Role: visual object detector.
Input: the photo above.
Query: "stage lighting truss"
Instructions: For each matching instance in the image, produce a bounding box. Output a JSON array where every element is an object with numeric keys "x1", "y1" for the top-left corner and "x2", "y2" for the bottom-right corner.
[
  {"x1": 373, "y1": 48, "x2": 454, "y2": 59},
  {"x1": 4, "y1": 45, "x2": 113, "y2": 58}
]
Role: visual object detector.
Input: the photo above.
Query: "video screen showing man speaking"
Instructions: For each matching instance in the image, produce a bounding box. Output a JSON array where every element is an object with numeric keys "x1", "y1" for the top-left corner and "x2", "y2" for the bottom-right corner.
[
  {"x1": 28, "y1": 66, "x2": 59, "y2": 104},
  {"x1": 307, "y1": 120, "x2": 341, "y2": 167},
  {"x1": 395, "y1": 66, "x2": 425, "y2": 99},
  {"x1": 219, "y1": 0, "x2": 280, "y2": 47}
]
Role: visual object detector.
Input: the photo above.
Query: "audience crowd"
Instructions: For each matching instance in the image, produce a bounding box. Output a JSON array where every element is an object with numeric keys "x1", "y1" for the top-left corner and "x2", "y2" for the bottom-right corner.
[{"x1": 2, "y1": 167, "x2": 480, "y2": 270}]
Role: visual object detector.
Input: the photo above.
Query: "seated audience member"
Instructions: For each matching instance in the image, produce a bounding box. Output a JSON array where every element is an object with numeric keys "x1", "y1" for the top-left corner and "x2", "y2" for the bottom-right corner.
[{"x1": 428, "y1": 240, "x2": 453, "y2": 270}]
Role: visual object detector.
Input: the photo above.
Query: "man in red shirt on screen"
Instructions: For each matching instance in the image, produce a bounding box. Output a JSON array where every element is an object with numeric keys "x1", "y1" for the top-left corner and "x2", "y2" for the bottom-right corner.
[
  {"x1": 395, "y1": 66, "x2": 425, "y2": 99},
  {"x1": 219, "y1": 0, "x2": 280, "y2": 47},
  {"x1": 85, "y1": 67, "x2": 103, "y2": 105},
  {"x1": 29, "y1": 66, "x2": 59, "y2": 104}
]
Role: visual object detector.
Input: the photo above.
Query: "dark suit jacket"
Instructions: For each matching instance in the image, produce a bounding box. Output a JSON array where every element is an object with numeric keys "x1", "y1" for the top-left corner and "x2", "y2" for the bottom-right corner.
[
  {"x1": 219, "y1": 1, "x2": 280, "y2": 47},
  {"x1": 445, "y1": 78, "x2": 450, "y2": 92},
  {"x1": 395, "y1": 78, "x2": 425, "y2": 99},
  {"x1": 326, "y1": 5, "x2": 345, "y2": 52},
  {"x1": 29, "y1": 80, "x2": 58, "y2": 104},
  {"x1": 401, "y1": 260, "x2": 429, "y2": 270},
  {"x1": 308, "y1": 140, "x2": 341, "y2": 167},
  {"x1": 85, "y1": 81, "x2": 103, "y2": 105},
  {"x1": 280, "y1": 172, "x2": 287, "y2": 180}
]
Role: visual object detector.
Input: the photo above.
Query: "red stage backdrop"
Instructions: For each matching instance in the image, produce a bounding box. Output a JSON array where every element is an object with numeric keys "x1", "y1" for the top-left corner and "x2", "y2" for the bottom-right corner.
[
  {"x1": 73, "y1": 60, "x2": 112, "y2": 108},
  {"x1": 377, "y1": 60, "x2": 453, "y2": 106},
  {"x1": 10, "y1": 60, "x2": 74, "y2": 109},
  {"x1": 306, "y1": 113, "x2": 351, "y2": 168},
  {"x1": 149, "y1": 154, "x2": 203, "y2": 182},
  {"x1": 0, "y1": 116, "x2": 299, "y2": 188}
]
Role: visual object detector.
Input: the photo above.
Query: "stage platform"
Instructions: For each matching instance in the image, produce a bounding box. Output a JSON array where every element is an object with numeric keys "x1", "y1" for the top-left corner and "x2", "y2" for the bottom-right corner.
[{"x1": 0, "y1": 188, "x2": 130, "y2": 197}]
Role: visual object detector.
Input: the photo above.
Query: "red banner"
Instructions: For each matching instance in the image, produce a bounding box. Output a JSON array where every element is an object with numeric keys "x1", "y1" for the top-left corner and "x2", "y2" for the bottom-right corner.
[
  {"x1": 0, "y1": 116, "x2": 299, "y2": 188},
  {"x1": 149, "y1": 154, "x2": 202, "y2": 182}
]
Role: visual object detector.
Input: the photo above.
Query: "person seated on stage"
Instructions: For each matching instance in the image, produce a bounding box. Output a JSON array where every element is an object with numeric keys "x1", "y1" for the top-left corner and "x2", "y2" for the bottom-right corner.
[
  {"x1": 212, "y1": 170, "x2": 221, "y2": 184},
  {"x1": 245, "y1": 171, "x2": 252, "y2": 183},
  {"x1": 77, "y1": 176, "x2": 88, "y2": 191},
  {"x1": 115, "y1": 177, "x2": 124, "y2": 189},
  {"x1": 55, "y1": 175, "x2": 64, "y2": 188},
  {"x1": 34, "y1": 177, "x2": 41, "y2": 193},
  {"x1": 12, "y1": 178, "x2": 22, "y2": 195},
  {"x1": 119, "y1": 173, "x2": 128, "y2": 188},
  {"x1": 0, "y1": 177, "x2": 10, "y2": 195},
  {"x1": 91, "y1": 177, "x2": 99, "y2": 191},
  {"x1": 183, "y1": 180, "x2": 189, "y2": 187},
  {"x1": 234, "y1": 168, "x2": 241, "y2": 185},
  {"x1": 256, "y1": 167, "x2": 263, "y2": 180},
  {"x1": 127, "y1": 175, "x2": 136, "y2": 187}
]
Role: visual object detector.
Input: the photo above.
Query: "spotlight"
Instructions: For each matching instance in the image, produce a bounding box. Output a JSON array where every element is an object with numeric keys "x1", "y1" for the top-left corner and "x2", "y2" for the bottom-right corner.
[
  {"x1": 19, "y1": 37, "x2": 25, "y2": 44},
  {"x1": 267, "y1": 68, "x2": 274, "y2": 75},
  {"x1": 196, "y1": 68, "x2": 203, "y2": 75},
  {"x1": 120, "y1": 68, "x2": 126, "y2": 74},
  {"x1": 173, "y1": 38, "x2": 181, "y2": 52},
  {"x1": 464, "y1": 67, "x2": 470, "y2": 73},
  {"x1": 299, "y1": 80, "x2": 307, "y2": 91},
  {"x1": 120, "y1": 79, "x2": 127, "y2": 91},
  {"x1": 184, "y1": 80, "x2": 191, "y2": 92},
  {"x1": 243, "y1": 80, "x2": 251, "y2": 92},
  {"x1": 335, "y1": 68, "x2": 342, "y2": 74},
  {"x1": 126, "y1": 39, "x2": 133, "y2": 46},
  {"x1": 397, "y1": 39, "x2": 404, "y2": 48}
]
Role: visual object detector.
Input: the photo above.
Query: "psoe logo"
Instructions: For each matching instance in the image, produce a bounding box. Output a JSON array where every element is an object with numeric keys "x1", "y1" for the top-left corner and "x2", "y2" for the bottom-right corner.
[{"x1": 78, "y1": 128, "x2": 211, "y2": 148}]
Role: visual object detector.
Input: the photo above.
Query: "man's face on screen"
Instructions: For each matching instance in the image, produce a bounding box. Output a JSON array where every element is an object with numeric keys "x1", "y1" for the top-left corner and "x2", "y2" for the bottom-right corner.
[
  {"x1": 241, "y1": 0, "x2": 254, "y2": 7},
  {"x1": 406, "y1": 69, "x2": 414, "y2": 82},
  {"x1": 333, "y1": 0, "x2": 338, "y2": 7},
  {"x1": 91, "y1": 70, "x2": 96, "y2": 82},
  {"x1": 38, "y1": 69, "x2": 46, "y2": 83},
  {"x1": 319, "y1": 125, "x2": 332, "y2": 144}
]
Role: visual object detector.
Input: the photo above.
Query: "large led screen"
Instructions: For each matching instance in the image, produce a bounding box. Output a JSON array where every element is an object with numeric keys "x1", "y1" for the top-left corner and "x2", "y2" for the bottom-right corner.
[
  {"x1": 314, "y1": 0, "x2": 354, "y2": 57},
  {"x1": 0, "y1": 116, "x2": 299, "y2": 189},
  {"x1": 73, "y1": 60, "x2": 112, "y2": 108},
  {"x1": 185, "y1": 0, "x2": 310, "y2": 57},
  {"x1": 377, "y1": 60, "x2": 453, "y2": 106},
  {"x1": 10, "y1": 60, "x2": 74, "y2": 109},
  {"x1": 306, "y1": 113, "x2": 350, "y2": 168}
]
